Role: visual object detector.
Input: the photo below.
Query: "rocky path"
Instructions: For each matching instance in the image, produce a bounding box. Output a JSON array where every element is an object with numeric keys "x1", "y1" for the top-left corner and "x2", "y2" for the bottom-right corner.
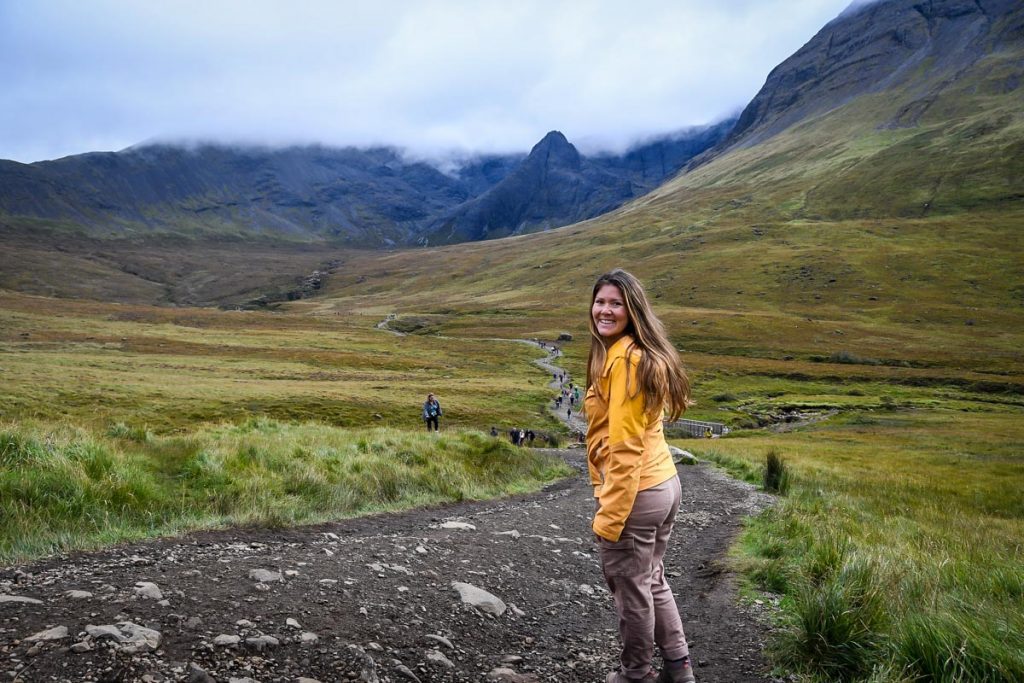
[{"x1": 0, "y1": 453, "x2": 774, "y2": 683}]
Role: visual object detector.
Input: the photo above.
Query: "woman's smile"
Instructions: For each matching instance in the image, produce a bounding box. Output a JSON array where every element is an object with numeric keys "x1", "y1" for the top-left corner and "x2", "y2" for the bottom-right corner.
[{"x1": 592, "y1": 284, "x2": 628, "y2": 342}]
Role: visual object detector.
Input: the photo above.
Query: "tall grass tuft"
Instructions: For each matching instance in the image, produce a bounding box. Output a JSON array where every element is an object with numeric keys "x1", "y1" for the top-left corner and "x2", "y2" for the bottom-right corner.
[
  {"x1": 763, "y1": 448, "x2": 791, "y2": 494},
  {"x1": 774, "y1": 553, "x2": 889, "y2": 682}
]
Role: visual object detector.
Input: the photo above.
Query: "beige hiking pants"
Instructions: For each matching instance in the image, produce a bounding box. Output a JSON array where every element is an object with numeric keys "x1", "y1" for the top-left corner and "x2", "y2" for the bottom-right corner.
[{"x1": 598, "y1": 475, "x2": 689, "y2": 678}]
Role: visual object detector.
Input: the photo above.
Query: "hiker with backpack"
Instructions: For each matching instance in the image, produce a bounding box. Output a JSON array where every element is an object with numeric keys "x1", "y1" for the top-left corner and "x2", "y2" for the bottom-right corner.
[{"x1": 422, "y1": 393, "x2": 442, "y2": 433}]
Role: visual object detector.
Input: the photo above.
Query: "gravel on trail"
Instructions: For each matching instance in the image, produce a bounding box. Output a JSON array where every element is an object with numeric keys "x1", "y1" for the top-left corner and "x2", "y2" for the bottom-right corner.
[{"x1": 0, "y1": 450, "x2": 775, "y2": 683}]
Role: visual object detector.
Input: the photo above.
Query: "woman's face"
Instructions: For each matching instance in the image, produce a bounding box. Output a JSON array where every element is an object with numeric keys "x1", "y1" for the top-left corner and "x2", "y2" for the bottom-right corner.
[{"x1": 592, "y1": 283, "x2": 629, "y2": 344}]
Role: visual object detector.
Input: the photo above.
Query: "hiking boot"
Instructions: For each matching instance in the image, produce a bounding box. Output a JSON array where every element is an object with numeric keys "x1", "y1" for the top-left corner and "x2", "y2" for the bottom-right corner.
[
  {"x1": 606, "y1": 670, "x2": 658, "y2": 683},
  {"x1": 656, "y1": 656, "x2": 695, "y2": 683}
]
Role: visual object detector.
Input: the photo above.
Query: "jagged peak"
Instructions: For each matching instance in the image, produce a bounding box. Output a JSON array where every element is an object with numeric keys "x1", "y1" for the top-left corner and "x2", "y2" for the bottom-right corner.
[{"x1": 527, "y1": 130, "x2": 581, "y2": 169}]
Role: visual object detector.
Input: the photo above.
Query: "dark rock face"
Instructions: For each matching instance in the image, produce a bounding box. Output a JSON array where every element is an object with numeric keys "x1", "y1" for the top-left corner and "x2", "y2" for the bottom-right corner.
[
  {"x1": 717, "y1": 0, "x2": 1023, "y2": 150},
  {"x1": 423, "y1": 122, "x2": 734, "y2": 244},
  {"x1": 0, "y1": 122, "x2": 732, "y2": 247}
]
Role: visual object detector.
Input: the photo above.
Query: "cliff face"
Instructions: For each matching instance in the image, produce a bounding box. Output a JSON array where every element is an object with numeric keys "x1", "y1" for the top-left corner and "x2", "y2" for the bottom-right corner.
[{"x1": 720, "y1": 0, "x2": 1023, "y2": 150}]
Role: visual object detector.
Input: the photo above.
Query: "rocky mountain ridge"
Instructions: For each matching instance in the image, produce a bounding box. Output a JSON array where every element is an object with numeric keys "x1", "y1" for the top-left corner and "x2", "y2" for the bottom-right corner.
[
  {"x1": 0, "y1": 123, "x2": 733, "y2": 248},
  {"x1": 704, "y1": 0, "x2": 1023, "y2": 157}
]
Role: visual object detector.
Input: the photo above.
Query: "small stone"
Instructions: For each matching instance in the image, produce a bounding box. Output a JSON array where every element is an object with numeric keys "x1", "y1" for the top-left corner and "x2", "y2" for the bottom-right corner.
[
  {"x1": 70, "y1": 641, "x2": 93, "y2": 653},
  {"x1": 86, "y1": 624, "x2": 123, "y2": 640},
  {"x1": 297, "y1": 679, "x2": 322, "y2": 683},
  {"x1": 299, "y1": 631, "x2": 319, "y2": 644},
  {"x1": 438, "y1": 521, "x2": 476, "y2": 531},
  {"x1": 26, "y1": 625, "x2": 69, "y2": 642},
  {"x1": 415, "y1": 546, "x2": 428, "y2": 554},
  {"x1": 426, "y1": 650, "x2": 455, "y2": 668},
  {"x1": 578, "y1": 584, "x2": 595, "y2": 596},
  {"x1": 116, "y1": 621, "x2": 161, "y2": 653},
  {"x1": 133, "y1": 582, "x2": 164, "y2": 600},
  {"x1": 187, "y1": 663, "x2": 216, "y2": 683},
  {"x1": 213, "y1": 634, "x2": 241, "y2": 646},
  {"x1": 452, "y1": 582, "x2": 506, "y2": 616},
  {"x1": 245, "y1": 634, "x2": 280, "y2": 651},
  {"x1": 395, "y1": 664, "x2": 421, "y2": 682},
  {"x1": 248, "y1": 569, "x2": 283, "y2": 583},
  {"x1": 0, "y1": 595, "x2": 42, "y2": 604},
  {"x1": 493, "y1": 530, "x2": 521, "y2": 539},
  {"x1": 65, "y1": 590, "x2": 93, "y2": 600},
  {"x1": 424, "y1": 634, "x2": 454, "y2": 649},
  {"x1": 286, "y1": 618, "x2": 301, "y2": 628},
  {"x1": 236, "y1": 619, "x2": 254, "y2": 627}
]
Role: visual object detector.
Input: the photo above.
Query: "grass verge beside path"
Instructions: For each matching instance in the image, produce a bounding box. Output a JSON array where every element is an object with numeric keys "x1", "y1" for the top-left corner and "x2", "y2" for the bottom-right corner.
[
  {"x1": 685, "y1": 408, "x2": 1024, "y2": 682},
  {"x1": 0, "y1": 419, "x2": 572, "y2": 565}
]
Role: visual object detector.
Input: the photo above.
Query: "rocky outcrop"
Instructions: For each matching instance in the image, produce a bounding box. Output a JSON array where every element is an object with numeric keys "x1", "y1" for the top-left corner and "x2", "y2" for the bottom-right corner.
[{"x1": 710, "y1": 0, "x2": 1023, "y2": 152}]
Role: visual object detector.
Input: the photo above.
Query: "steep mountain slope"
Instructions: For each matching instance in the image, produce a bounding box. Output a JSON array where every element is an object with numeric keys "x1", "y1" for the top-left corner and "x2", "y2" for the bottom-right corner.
[{"x1": 0, "y1": 145, "x2": 478, "y2": 246}]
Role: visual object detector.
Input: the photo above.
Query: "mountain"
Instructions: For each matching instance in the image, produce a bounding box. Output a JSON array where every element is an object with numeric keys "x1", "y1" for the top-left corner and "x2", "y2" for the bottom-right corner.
[
  {"x1": 703, "y1": 0, "x2": 1024, "y2": 163},
  {"x1": 0, "y1": 145, "x2": 480, "y2": 246},
  {"x1": 423, "y1": 121, "x2": 734, "y2": 244},
  {"x1": 0, "y1": 124, "x2": 729, "y2": 248}
]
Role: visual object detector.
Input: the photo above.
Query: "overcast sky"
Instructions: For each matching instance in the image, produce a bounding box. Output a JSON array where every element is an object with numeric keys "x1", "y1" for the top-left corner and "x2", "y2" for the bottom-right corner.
[{"x1": 0, "y1": 0, "x2": 856, "y2": 164}]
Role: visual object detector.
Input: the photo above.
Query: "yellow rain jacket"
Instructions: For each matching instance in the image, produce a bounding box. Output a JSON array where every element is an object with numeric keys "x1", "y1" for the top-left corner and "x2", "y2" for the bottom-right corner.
[{"x1": 585, "y1": 335, "x2": 677, "y2": 542}]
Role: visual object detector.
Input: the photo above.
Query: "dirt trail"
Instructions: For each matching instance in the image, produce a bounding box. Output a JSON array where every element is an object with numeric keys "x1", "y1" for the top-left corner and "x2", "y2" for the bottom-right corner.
[{"x1": 0, "y1": 342, "x2": 777, "y2": 683}]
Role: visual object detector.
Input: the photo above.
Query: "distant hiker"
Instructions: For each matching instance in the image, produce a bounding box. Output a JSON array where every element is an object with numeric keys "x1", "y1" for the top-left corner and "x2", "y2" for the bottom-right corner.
[
  {"x1": 527, "y1": 429, "x2": 535, "y2": 445},
  {"x1": 422, "y1": 393, "x2": 442, "y2": 433},
  {"x1": 518, "y1": 428, "x2": 526, "y2": 445},
  {"x1": 490, "y1": 426, "x2": 498, "y2": 437},
  {"x1": 566, "y1": 406, "x2": 572, "y2": 420},
  {"x1": 585, "y1": 269, "x2": 695, "y2": 683},
  {"x1": 705, "y1": 427, "x2": 713, "y2": 439}
]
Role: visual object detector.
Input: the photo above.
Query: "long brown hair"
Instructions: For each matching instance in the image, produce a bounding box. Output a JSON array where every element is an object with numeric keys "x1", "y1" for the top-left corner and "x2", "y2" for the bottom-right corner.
[{"x1": 586, "y1": 269, "x2": 692, "y2": 420}]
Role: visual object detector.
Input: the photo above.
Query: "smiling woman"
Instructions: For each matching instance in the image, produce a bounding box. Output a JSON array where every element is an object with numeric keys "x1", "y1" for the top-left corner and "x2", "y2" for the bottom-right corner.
[{"x1": 583, "y1": 268, "x2": 696, "y2": 683}]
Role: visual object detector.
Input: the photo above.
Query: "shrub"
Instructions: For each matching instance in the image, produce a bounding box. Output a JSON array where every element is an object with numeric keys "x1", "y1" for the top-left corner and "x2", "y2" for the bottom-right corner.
[
  {"x1": 712, "y1": 392, "x2": 738, "y2": 403},
  {"x1": 763, "y1": 449, "x2": 791, "y2": 495}
]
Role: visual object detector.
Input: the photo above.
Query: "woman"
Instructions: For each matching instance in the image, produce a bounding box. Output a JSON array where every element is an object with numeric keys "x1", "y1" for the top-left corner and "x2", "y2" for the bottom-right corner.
[{"x1": 585, "y1": 269, "x2": 695, "y2": 683}]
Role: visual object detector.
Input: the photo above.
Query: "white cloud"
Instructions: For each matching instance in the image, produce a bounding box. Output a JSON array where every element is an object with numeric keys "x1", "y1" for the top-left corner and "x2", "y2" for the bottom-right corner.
[{"x1": 0, "y1": 0, "x2": 854, "y2": 162}]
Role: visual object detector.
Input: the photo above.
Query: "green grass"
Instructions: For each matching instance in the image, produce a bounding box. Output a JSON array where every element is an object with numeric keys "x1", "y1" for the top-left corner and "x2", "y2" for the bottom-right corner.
[
  {"x1": 0, "y1": 292, "x2": 565, "y2": 435},
  {"x1": 0, "y1": 419, "x2": 571, "y2": 564},
  {"x1": 694, "y1": 406, "x2": 1024, "y2": 682}
]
